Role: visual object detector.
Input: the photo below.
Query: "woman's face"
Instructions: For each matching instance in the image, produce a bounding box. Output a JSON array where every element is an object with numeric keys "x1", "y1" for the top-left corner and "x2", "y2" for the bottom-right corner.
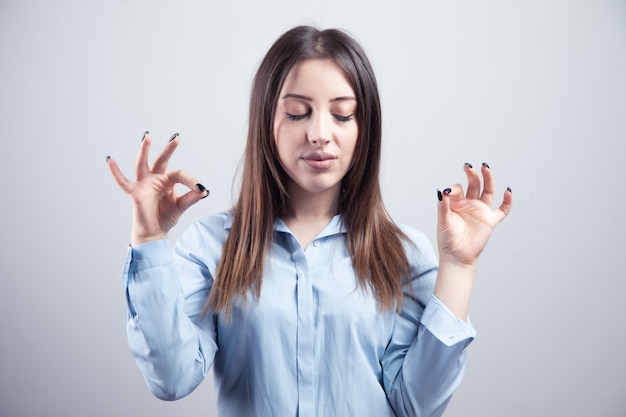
[{"x1": 273, "y1": 58, "x2": 358, "y2": 200}]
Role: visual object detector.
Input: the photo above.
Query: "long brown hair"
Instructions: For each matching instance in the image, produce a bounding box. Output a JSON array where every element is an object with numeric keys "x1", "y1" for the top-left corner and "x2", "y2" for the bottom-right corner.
[{"x1": 207, "y1": 26, "x2": 411, "y2": 316}]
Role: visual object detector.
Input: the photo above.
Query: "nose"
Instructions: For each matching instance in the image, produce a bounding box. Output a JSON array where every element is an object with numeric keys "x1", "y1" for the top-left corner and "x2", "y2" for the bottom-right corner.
[{"x1": 307, "y1": 112, "x2": 330, "y2": 146}]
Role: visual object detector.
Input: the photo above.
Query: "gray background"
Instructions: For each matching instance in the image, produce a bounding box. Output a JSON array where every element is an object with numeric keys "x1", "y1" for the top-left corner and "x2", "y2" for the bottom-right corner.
[{"x1": 1, "y1": 0, "x2": 625, "y2": 416}]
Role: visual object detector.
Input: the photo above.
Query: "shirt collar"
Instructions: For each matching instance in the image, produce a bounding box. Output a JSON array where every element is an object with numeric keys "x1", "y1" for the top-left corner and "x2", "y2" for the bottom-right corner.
[
  {"x1": 222, "y1": 211, "x2": 347, "y2": 236},
  {"x1": 275, "y1": 214, "x2": 347, "y2": 237}
]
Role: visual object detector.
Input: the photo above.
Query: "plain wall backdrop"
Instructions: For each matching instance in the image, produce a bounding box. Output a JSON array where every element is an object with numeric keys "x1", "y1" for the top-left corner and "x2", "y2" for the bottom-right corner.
[{"x1": 1, "y1": 0, "x2": 625, "y2": 416}]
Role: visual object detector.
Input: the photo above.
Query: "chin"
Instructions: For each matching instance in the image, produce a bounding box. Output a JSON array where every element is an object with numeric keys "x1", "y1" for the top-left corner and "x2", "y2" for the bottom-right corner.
[{"x1": 292, "y1": 179, "x2": 341, "y2": 195}]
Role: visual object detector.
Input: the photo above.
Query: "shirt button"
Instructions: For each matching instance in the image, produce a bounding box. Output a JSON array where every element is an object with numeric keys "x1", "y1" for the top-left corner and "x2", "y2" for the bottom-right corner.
[{"x1": 313, "y1": 240, "x2": 320, "y2": 247}]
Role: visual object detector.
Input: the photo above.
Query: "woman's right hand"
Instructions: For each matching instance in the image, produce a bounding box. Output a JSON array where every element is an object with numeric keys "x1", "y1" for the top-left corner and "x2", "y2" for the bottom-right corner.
[{"x1": 107, "y1": 131, "x2": 209, "y2": 246}]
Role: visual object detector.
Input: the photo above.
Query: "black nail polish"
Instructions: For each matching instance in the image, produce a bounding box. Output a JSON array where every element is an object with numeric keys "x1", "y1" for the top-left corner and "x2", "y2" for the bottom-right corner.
[
  {"x1": 196, "y1": 183, "x2": 210, "y2": 198},
  {"x1": 465, "y1": 162, "x2": 473, "y2": 169},
  {"x1": 169, "y1": 133, "x2": 179, "y2": 142},
  {"x1": 507, "y1": 186, "x2": 512, "y2": 193},
  {"x1": 142, "y1": 131, "x2": 149, "y2": 141},
  {"x1": 443, "y1": 188, "x2": 452, "y2": 195},
  {"x1": 482, "y1": 162, "x2": 490, "y2": 169},
  {"x1": 437, "y1": 190, "x2": 442, "y2": 202},
  {"x1": 106, "y1": 155, "x2": 111, "y2": 162}
]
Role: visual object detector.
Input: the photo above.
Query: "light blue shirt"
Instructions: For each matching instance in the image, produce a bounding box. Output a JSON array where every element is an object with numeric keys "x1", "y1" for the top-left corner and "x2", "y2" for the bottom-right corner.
[{"x1": 123, "y1": 212, "x2": 476, "y2": 417}]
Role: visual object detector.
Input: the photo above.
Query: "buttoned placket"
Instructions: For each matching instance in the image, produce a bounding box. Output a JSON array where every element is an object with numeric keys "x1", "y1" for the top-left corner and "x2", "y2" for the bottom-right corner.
[
  {"x1": 288, "y1": 234, "x2": 315, "y2": 417},
  {"x1": 276, "y1": 216, "x2": 344, "y2": 416}
]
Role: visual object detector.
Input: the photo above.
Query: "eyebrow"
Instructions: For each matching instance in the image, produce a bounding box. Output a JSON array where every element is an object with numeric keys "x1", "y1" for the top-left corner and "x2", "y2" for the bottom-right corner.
[{"x1": 281, "y1": 93, "x2": 356, "y2": 103}]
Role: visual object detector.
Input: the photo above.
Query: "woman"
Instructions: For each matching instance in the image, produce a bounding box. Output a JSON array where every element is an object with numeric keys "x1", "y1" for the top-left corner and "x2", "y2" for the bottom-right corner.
[{"x1": 107, "y1": 26, "x2": 512, "y2": 417}]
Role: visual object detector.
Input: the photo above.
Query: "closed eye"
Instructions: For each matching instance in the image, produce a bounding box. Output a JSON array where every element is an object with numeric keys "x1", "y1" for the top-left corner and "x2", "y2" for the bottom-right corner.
[
  {"x1": 285, "y1": 112, "x2": 309, "y2": 121},
  {"x1": 333, "y1": 113, "x2": 354, "y2": 123}
]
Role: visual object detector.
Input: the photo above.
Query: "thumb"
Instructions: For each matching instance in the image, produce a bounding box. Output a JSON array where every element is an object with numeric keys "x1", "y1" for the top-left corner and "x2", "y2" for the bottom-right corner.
[{"x1": 437, "y1": 187, "x2": 452, "y2": 227}]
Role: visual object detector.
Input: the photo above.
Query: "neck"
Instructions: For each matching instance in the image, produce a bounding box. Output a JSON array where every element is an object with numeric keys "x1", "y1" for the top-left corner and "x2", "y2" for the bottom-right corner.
[
  {"x1": 282, "y1": 183, "x2": 340, "y2": 221},
  {"x1": 280, "y1": 182, "x2": 341, "y2": 248}
]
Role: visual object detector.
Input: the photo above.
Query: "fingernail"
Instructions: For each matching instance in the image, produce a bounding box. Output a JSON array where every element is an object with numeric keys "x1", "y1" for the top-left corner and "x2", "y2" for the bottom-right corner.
[
  {"x1": 106, "y1": 155, "x2": 111, "y2": 162},
  {"x1": 465, "y1": 162, "x2": 473, "y2": 169},
  {"x1": 169, "y1": 133, "x2": 179, "y2": 142},
  {"x1": 437, "y1": 189, "x2": 443, "y2": 202},
  {"x1": 443, "y1": 188, "x2": 452, "y2": 195},
  {"x1": 196, "y1": 183, "x2": 210, "y2": 198},
  {"x1": 482, "y1": 162, "x2": 490, "y2": 169},
  {"x1": 142, "y1": 131, "x2": 149, "y2": 141},
  {"x1": 507, "y1": 186, "x2": 512, "y2": 193}
]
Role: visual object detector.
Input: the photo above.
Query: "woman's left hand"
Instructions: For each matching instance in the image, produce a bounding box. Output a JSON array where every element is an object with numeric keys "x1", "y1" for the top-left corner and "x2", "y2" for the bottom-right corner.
[{"x1": 437, "y1": 163, "x2": 513, "y2": 268}]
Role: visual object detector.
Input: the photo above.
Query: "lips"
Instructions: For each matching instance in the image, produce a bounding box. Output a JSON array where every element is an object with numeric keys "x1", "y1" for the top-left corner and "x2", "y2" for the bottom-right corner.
[{"x1": 302, "y1": 152, "x2": 337, "y2": 169}]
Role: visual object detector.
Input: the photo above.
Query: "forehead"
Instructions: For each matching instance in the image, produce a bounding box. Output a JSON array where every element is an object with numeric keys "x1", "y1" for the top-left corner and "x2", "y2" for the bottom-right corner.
[{"x1": 280, "y1": 58, "x2": 355, "y2": 97}]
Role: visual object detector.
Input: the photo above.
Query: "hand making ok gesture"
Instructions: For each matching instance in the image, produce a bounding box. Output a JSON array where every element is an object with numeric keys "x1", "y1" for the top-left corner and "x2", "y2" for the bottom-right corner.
[
  {"x1": 106, "y1": 132, "x2": 209, "y2": 246},
  {"x1": 434, "y1": 162, "x2": 513, "y2": 319}
]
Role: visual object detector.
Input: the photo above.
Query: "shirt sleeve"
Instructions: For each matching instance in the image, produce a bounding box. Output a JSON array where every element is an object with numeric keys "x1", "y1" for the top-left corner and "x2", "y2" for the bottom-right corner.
[
  {"x1": 123, "y1": 223, "x2": 220, "y2": 401},
  {"x1": 382, "y1": 229, "x2": 477, "y2": 417}
]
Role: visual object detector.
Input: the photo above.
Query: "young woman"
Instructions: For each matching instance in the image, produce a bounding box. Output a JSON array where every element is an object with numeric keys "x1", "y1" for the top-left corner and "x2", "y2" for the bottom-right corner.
[{"x1": 107, "y1": 25, "x2": 512, "y2": 417}]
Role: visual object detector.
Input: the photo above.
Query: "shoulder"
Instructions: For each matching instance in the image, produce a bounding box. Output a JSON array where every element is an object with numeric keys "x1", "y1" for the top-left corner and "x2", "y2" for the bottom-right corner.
[
  {"x1": 173, "y1": 211, "x2": 233, "y2": 273},
  {"x1": 395, "y1": 222, "x2": 430, "y2": 247},
  {"x1": 177, "y1": 211, "x2": 233, "y2": 250},
  {"x1": 394, "y1": 222, "x2": 439, "y2": 270},
  {"x1": 195, "y1": 211, "x2": 234, "y2": 233}
]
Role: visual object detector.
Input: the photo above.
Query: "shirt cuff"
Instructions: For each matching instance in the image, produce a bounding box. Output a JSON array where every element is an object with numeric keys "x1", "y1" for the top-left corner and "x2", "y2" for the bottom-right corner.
[
  {"x1": 125, "y1": 239, "x2": 173, "y2": 273},
  {"x1": 421, "y1": 294, "x2": 477, "y2": 346}
]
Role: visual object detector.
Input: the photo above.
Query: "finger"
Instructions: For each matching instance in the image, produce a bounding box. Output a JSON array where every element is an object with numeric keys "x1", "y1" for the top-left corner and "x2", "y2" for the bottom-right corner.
[
  {"x1": 444, "y1": 183, "x2": 465, "y2": 202},
  {"x1": 177, "y1": 184, "x2": 210, "y2": 213},
  {"x1": 480, "y1": 162, "x2": 495, "y2": 206},
  {"x1": 464, "y1": 163, "x2": 481, "y2": 199},
  {"x1": 437, "y1": 183, "x2": 463, "y2": 223},
  {"x1": 136, "y1": 131, "x2": 152, "y2": 180},
  {"x1": 106, "y1": 156, "x2": 133, "y2": 194},
  {"x1": 166, "y1": 169, "x2": 210, "y2": 208},
  {"x1": 151, "y1": 133, "x2": 180, "y2": 174},
  {"x1": 437, "y1": 188, "x2": 452, "y2": 228},
  {"x1": 494, "y1": 187, "x2": 513, "y2": 222}
]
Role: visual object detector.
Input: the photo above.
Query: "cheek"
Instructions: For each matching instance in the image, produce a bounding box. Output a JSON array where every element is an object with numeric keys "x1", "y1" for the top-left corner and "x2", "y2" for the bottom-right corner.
[
  {"x1": 346, "y1": 127, "x2": 359, "y2": 155},
  {"x1": 274, "y1": 118, "x2": 303, "y2": 148},
  {"x1": 272, "y1": 122, "x2": 295, "y2": 168},
  {"x1": 345, "y1": 128, "x2": 359, "y2": 167},
  {"x1": 273, "y1": 122, "x2": 286, "y2": 149}
]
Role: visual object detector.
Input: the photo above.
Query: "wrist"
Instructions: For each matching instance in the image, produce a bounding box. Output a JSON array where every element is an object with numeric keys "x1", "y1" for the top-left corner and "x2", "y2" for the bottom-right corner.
[
  {"x1": 437, "y1": 250, "x2": 479, "y2": 269},
  {"x1": 433, "y1": 260, "x2": 478, "y2": 322},
  {"x1": 131, "y1": 231, "x2": 168, "y2": 247}
]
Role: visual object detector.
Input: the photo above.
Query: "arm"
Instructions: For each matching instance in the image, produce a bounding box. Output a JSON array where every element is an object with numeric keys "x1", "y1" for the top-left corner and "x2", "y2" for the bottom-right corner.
[
  {"x1": 108, "y1": 132, "x2": 214, "y2": 399},
  {"x1": 435, "y1": 162, "x2": 513, "y2": 320},
  {"x1": 383, "y1": 163, "x2": 512, "y2": 416},
  {"x1": 124, "y1": 236, "x2": 218, "y2": 400},
  {"x1": 383, "y1": 230, "x2": 476, "y2": 417}
]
